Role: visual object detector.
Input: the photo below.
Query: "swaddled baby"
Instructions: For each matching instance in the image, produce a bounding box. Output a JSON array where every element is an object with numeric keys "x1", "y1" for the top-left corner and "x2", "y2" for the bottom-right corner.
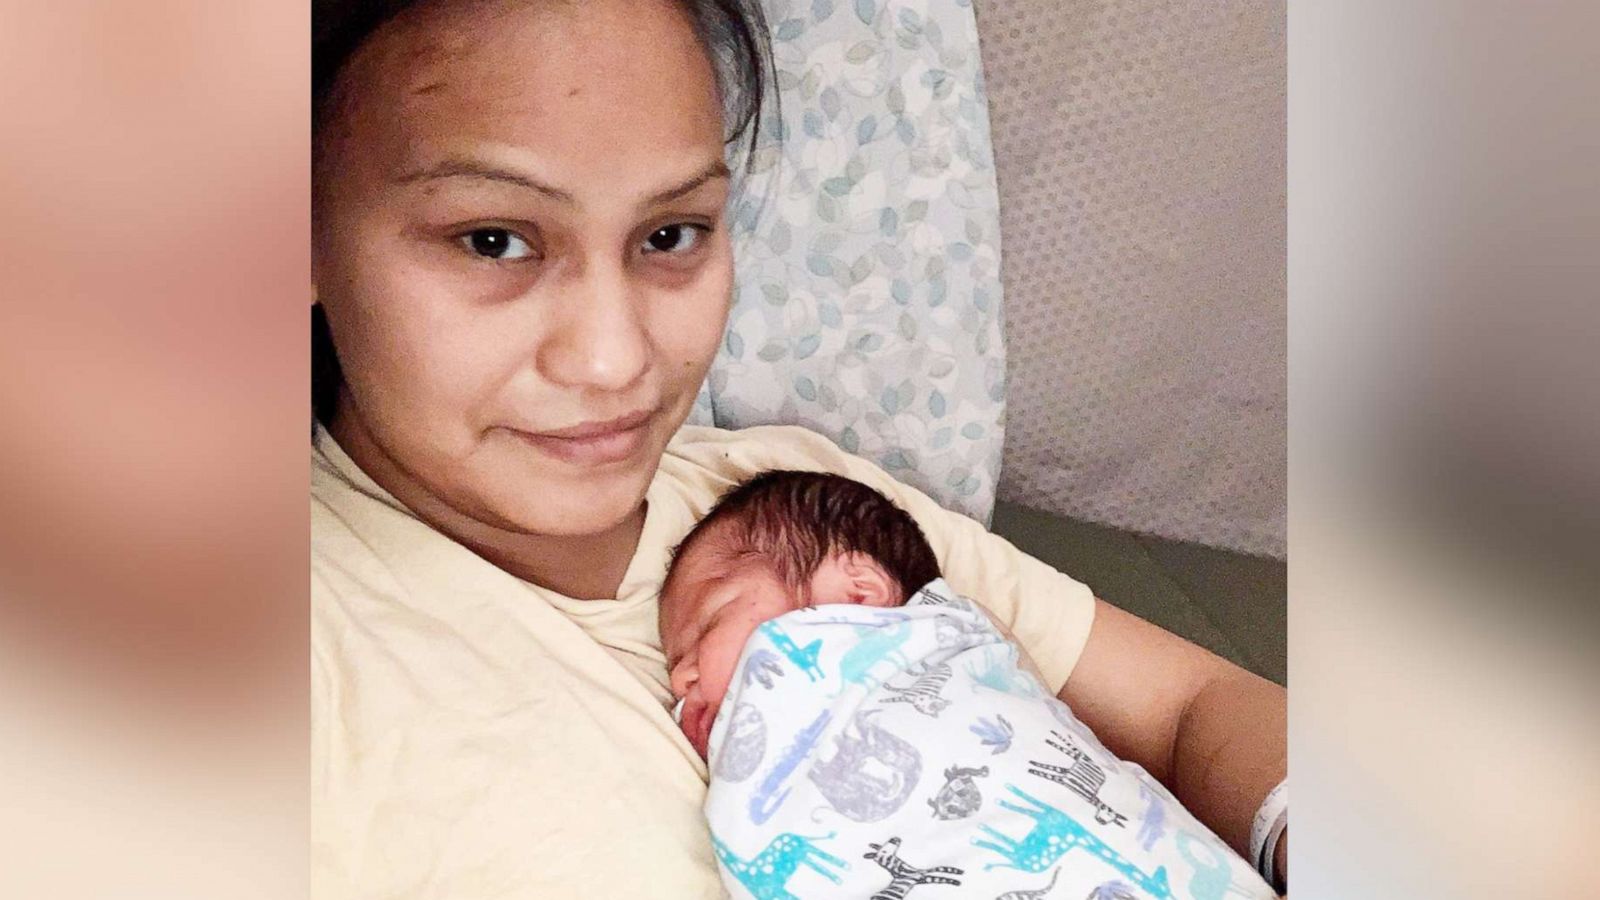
[{"x1": 660, "y1": 470, "x2": 1274, "y2": 900}]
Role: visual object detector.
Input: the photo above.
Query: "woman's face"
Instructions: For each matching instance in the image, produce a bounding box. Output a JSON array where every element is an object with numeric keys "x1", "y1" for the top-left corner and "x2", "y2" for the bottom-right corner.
[{"x1": 314, "y1": 0, "x2": 733, "y2": 537}]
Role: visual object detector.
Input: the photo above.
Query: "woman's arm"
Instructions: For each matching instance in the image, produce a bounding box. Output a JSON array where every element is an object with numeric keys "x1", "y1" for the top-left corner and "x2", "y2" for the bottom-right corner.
[{"x1": 1062, "y1": 599, "x2": 1287, "y2": 887}]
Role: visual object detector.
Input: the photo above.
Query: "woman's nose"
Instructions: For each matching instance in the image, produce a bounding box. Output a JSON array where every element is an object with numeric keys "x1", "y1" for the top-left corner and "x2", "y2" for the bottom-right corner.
[{"x1": 538, "y1": 260, "x2": 650, "y2": 392}]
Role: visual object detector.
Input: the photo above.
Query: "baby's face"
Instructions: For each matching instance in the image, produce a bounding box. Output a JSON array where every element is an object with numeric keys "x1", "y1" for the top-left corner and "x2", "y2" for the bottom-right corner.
[
  {"x1": 659, "y1": 537, "x2": 902, "y2": 760},
  {"x1": 660, "y1": 549, "x2": 799, "y2": 759}
]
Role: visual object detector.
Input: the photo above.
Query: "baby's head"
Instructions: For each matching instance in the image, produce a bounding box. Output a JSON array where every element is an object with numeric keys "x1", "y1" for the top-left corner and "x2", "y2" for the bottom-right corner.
[{"x1": 659, "y1": 470, "x2": 940, "y2": 758}]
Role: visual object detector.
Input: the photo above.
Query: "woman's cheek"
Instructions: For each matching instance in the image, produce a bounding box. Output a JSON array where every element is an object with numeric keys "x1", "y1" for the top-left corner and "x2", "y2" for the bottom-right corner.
[
  {"x1": 347, "y1": 259, "x2": 508, "y2": 454},
  {"x1": 655, "y1": 242, "x2": 733, "y2": 384}
]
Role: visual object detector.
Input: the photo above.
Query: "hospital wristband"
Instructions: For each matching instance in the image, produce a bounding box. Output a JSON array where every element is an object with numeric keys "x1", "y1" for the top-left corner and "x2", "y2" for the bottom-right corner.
[
  {"x1": 1249, "y1": 779, "x2": 1288, "y2": 892},
  {"x1": 1262, "y1": 807, "x2": 1289, "y2": 894}
]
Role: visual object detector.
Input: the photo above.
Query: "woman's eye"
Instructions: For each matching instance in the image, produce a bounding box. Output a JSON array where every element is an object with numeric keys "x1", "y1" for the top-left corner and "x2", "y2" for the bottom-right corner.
[
  {"x1": 459, "y1": 228, "x2": 534, "y2": 260},
  {"x1": 643, "y1": 224, "x2": 707, "y2": 255}
]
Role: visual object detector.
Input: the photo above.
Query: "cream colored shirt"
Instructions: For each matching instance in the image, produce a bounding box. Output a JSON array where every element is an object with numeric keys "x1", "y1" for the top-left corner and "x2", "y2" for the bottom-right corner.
[{"x1": 312, "y1": 423, "x2": 1095, "y2": 898}]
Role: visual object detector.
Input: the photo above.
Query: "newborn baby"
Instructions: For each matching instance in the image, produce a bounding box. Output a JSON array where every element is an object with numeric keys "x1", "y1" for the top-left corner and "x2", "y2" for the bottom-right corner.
[{"x1": 660, "y1": 470, "x2": 1274, "y2": 900}]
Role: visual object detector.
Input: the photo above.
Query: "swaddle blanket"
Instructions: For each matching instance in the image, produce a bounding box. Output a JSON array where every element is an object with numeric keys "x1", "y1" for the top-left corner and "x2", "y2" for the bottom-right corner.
[{"x1": 703, "y1": 579, "x2": 1275, "y2": 900}]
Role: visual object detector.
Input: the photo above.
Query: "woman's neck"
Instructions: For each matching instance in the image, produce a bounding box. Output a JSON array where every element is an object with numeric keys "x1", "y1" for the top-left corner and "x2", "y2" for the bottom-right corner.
[
  {"x1": 325, "y1": 404, "x2": 645, "y2": 600},
  {"x1": 467, "y1": 507, "x2": 646, "y2": 601}
]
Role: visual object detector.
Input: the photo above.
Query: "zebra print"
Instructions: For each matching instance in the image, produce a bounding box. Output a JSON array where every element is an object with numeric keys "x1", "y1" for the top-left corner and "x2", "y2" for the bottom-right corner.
[
  {"x1": 880, "y1": 663, "x2": 954, "y2": 718},
  {"x1": 1026, "y1": 731, "x2": 1128, "y2": 827},
  {"x1": 863, "y1": 837, "x2": 964, "y2": 899}
]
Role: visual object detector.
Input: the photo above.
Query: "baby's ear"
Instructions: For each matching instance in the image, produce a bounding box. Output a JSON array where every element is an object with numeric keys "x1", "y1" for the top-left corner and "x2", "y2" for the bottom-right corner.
[
  {"x1": 837, "y1": 552, "x2": 900, "y2": 608},
  {"x1": 805, "y1": 552, "x2": 901, "y2": 607}
]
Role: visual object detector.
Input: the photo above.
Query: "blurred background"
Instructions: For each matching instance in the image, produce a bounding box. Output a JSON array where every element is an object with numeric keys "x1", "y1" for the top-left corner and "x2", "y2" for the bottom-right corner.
[{"x1": 0, "y1": 0, "x2": 1595, "y2": 897}]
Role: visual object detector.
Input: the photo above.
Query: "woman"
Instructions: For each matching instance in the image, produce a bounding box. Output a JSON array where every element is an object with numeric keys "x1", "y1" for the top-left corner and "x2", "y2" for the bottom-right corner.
[{"x1": 311, "y1": 0, "x2": 1287, "y2": 896}]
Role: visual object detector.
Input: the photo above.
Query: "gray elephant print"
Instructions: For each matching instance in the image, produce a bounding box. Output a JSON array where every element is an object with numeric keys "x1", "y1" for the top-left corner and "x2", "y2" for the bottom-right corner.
[
  {"x1": 714, "y1": 701, "x2": 767, "y2": 783},
  {"x1": 808, "y1": 709, "x2": 923, "y2": 822}
]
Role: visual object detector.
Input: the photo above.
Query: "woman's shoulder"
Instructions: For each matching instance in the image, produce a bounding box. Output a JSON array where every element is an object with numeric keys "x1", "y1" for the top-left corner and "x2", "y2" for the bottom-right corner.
[{"x1": 309, "y1": 425, "x2": 433, "y2": 576}]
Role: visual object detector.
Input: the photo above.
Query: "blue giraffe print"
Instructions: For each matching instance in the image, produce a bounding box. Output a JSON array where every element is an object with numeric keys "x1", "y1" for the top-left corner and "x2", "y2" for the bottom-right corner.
[
  {"x1": 759, "y1": 621, "x2": 824, "y2": 682},
  {"x1": 750, "y1": 709, "x2": 833, "y2": 824},
  {"x1": 711, "y1": 830, "x2": 848, "y2": 900},
  {"x1": 970, "y1": 785, "x2": 1172, "y2": 898}
]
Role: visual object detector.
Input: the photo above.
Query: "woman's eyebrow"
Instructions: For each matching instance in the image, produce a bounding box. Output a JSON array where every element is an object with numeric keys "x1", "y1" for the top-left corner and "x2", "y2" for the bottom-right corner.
[
  {"x1": 643, "y1": 160, "x2": 731, "y2": 207},
  {"x1": 394, "y1": 158, "x2": 576, "y2": 204},
  {"x1": 393, "y1": 157, "x2": 729, "y2": 209}
]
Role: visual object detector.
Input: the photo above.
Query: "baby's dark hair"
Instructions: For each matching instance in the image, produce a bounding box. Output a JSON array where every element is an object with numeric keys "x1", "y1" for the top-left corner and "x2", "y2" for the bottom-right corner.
[{"x1": 671, "y1": 470, "x2": 942, "y2": 602}]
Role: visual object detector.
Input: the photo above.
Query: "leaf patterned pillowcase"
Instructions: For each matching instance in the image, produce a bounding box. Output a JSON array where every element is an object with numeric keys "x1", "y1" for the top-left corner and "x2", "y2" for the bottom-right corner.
[{"x1": 690, "y1": 0, "x2": 1006, "y2": 523}]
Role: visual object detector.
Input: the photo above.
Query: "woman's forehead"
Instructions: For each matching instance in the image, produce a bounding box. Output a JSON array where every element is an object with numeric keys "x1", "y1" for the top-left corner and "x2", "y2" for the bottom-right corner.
[{"x1": 332, "y1": 0, "x2": 725, "y2": 192}]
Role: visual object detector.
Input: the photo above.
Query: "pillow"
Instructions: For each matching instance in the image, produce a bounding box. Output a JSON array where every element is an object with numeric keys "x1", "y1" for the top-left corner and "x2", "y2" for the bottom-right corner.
[{"x1": 692, "y1": 0, "x2": 1007, "y2": 523}]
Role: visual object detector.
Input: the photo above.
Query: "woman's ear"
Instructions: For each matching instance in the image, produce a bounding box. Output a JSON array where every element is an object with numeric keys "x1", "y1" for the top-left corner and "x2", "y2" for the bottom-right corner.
[{"x1": 814, "y1": 552, "x2": 899, "y2": 608}]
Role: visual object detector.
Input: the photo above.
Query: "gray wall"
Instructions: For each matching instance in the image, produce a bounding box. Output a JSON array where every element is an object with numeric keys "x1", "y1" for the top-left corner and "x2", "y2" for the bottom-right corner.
[{"x1": 978, "y1": 0, "x2": 1286, "y2": 557}]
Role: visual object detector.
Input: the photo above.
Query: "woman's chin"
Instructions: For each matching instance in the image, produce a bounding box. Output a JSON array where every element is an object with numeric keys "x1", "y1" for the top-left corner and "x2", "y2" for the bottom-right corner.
[
  {"x1": 505, "y1": 494, "x2": 645, "y2": 538},
  {"x1": 494, "y1": 471, "x2": 654, "y2": 537},
  {"x1": 462, "y1": 444, "x2": 656, "y2": 536}
]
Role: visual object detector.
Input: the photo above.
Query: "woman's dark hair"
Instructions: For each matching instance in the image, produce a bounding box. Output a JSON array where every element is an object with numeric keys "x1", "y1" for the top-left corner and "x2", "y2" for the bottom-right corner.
[
  {"x1": 311, "y1": 0, "x2": 777, "y2": 426},
  {"x1": 669, "y1": 471, "x2": 944, "y2": 603}
]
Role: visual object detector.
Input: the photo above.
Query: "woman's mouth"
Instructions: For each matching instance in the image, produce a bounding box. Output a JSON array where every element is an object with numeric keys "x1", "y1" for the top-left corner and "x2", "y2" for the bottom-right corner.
[{"x1": 506, "y1": 409, "x2": 654, "y2": 466}]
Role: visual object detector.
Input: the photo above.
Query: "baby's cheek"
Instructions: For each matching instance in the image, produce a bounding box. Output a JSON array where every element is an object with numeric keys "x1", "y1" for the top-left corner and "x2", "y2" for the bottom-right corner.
[
  {"x1": 700, "y1": 613, "x2": 769, "y2": 705},
  {"x1": 697, "y1": 644, "x2": 736, "y2": 704}
]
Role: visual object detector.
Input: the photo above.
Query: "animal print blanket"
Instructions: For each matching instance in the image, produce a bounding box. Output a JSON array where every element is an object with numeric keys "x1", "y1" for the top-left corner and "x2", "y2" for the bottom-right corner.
[{"x1": 701, "y1": 579, "x2": 1275, "y2": 900}]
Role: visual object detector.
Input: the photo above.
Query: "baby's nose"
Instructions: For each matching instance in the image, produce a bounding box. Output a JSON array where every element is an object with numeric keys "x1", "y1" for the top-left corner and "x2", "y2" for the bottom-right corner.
[{"x1": 668, "y1": 660, "x2": 698, "y2": 699}]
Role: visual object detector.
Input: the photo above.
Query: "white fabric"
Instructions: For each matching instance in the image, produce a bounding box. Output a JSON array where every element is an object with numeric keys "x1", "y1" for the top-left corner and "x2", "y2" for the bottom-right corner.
[{"x1": 703, "y1": 579, "x2": 1273, "y2": 899}]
